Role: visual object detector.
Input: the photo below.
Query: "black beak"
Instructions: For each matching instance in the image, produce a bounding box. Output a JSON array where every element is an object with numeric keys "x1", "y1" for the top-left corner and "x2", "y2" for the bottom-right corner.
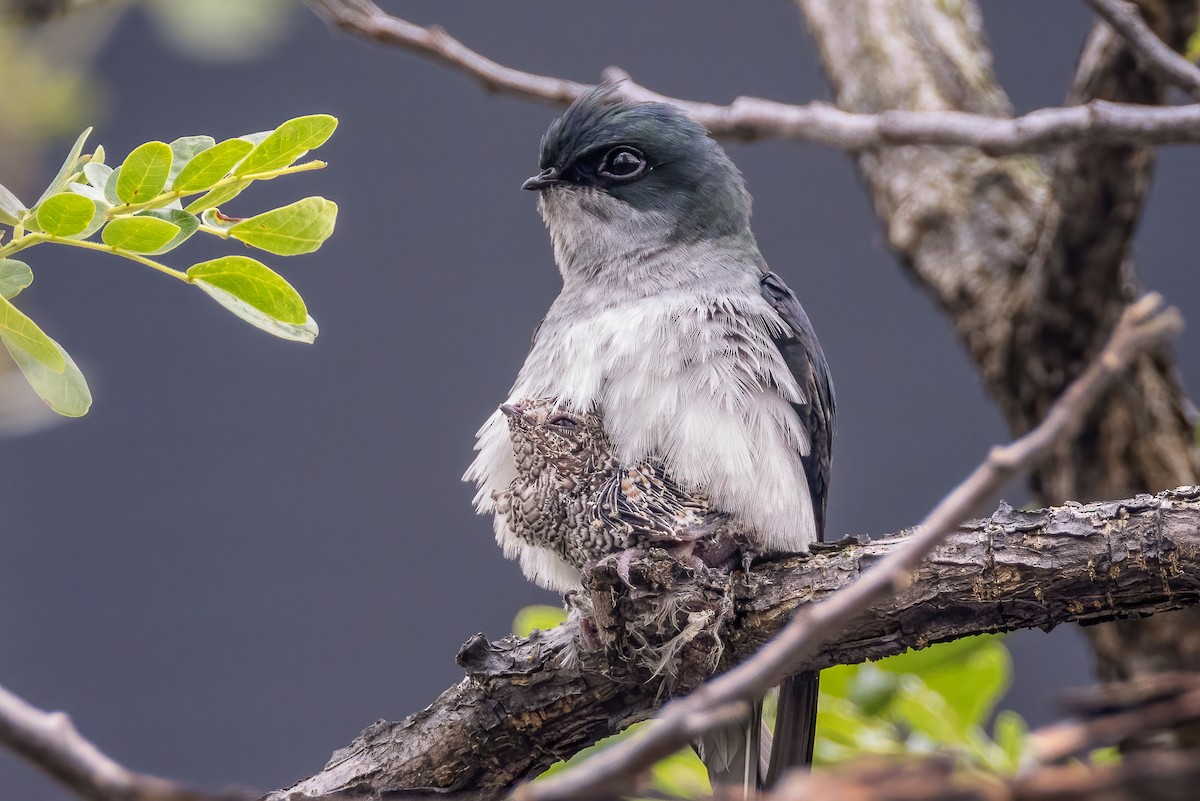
[
  {"x1": 499, "y1": 402, "x2": 524, "y2": 418},
  {"x1": 522, "y1": 167, "x2": 561, "y2": 191}
]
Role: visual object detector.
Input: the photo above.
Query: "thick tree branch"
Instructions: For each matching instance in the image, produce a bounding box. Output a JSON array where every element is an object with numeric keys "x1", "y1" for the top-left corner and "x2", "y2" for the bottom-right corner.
[
  {"x1": 1024, "y1": 0, "x2": 1200, "y2": 507},
  {"x1": 1083, "y1": 0, "x2": 1200, "y2": 98},
  {"x1": 0, "y1": 683, "x2": 248, "y2": 801},
  {"x1": 795, "y1": 0, "x2": 1200, "y2": 723},
  {"x1": 1044, "y1": 0, "x2": 1200, "y2": 714},
  {"x1": 269, "y1": 481, "x2": 1200, "y2": 800},
  {"x1": 305, "y1": 0, "x2": 1200, "y2": 153}
]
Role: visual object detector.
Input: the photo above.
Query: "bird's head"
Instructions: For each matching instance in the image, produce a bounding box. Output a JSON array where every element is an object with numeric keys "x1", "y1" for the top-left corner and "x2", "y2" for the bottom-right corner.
[
  {"x1": 525, "y1": 86, "x2": 753, "y2": 278},
  {"x1": 501, "y1": 398, "x2": 612, "y2": 479}
]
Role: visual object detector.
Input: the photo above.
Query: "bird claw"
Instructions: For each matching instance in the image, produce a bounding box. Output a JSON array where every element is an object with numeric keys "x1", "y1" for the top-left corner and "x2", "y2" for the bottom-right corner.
[{"x1": 615, "y1": 547, "x2": 644, "y2": 587}]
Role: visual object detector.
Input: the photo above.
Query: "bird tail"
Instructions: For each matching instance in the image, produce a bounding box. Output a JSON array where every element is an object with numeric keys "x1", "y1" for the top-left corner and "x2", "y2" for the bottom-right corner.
[
  {"x1": 764, "y1": 670, "x2": 819, "y2": 787},
  {"x1": 696, "y1": 700, "x2": 763, "y2": 797}
]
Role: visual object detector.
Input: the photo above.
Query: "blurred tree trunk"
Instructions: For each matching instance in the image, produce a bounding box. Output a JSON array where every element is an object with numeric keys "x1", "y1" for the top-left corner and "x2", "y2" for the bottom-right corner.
[{"x1": 794, "y1": 0, "x2": 1200, "y2": 698}]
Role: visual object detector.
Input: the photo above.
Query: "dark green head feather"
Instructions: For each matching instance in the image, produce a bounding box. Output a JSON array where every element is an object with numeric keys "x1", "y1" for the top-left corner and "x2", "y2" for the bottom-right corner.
[{"x1": 537, "y1": 86, "x2": 753, "y2": 242}]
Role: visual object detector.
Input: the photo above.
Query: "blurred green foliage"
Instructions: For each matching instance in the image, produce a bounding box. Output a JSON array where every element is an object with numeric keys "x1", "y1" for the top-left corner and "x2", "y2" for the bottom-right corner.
[
  {"x1": 0, "y1": 115, "x2": 338, "y2": 416},
  {"x1": 145, "y1": 0, "x2": 295, "y2": 63},
  {"x1": 514, "y1": 606, "x2": 1031, "y2": 794},
  {"x1": 817, "y1": 634, "x2": 1026, "y2": 773},
  {"x1": 0, "y1": 27, "x2": 95, "y2": 144}
]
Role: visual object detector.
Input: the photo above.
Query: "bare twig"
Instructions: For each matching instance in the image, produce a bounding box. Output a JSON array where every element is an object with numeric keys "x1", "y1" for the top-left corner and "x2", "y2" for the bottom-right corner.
[
  {"x1": 1029, "y1": 673, "x2": 1200, "y2": 762},
  {"x1": 306, "y1": 0, "x2": 1200, "y2": 153},
  {"x1": 776, "y1": 751, "x2": 1200, "y2": 801},
  {"x1": 0, "y1": 683, "x2": 250, "y2": 801},
  {"x1": 519, "y1": 294, "x2": 1183, "y2": 801},
  {"x1": 1083, "y1": 0, "x2": 1200, "y2": 98},
  {"x1": 776, "y1": 672, "x2": 1200, "y2": 800},
  {"x1": 777, "y1": 674, "x2": 1200, "y2": 799}
]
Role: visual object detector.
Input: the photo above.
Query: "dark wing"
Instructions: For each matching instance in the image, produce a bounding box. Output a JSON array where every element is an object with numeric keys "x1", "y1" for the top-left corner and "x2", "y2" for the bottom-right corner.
[
  {"x1": 759, "y1": 271, "x2": 836, "y2": 541},
  {"x1": 760, "y1": 271, "x2": 836, "y2": 779}
]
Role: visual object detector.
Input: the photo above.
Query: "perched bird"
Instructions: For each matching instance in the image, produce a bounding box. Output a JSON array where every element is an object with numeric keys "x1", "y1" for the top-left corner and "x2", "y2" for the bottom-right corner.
[
  {"x1": 466, "y1": 87, "x2": 835, "y2": 789},
  {"x1": 493, "y1": 398, "x2": 733, "y2": 574}
]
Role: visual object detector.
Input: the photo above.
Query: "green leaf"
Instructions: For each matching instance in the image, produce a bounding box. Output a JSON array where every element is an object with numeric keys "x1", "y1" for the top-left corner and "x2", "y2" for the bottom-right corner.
[
  {"x1": 67, "y1": 181, "x2": 109, "y2": 207},
  {"x1": 228, "y1": 196, "x2": 337, "y2": 255},
  {"x1": 36, "y1": 192, "x2": 96, "y2": 237},
  {"x1": 649, "y1": 750, "x2": 710, "y2": 798},
  {"x1": 816, "y1": 694, "x2": 902, "y2": 756},
  {"x1": 993, "y1": 710, "x2": 1028, "y2": 772},
  {"x1": 183, "y1": 179, "x2": 250, "y2": 214},
  {"x1": 0, "y1": 259, "x2": 33, "y2": 299},
  {"x1": 878, "y1": 637, "x2": 1010, "y2": 729},
  {"x1": 103, "y1": 166, "x2": 122, "y2": 205},
  {"x1": 172, "y1": 138, "x2": 254, "y2": 192},
  {"x1": 168, "y1": 135, "x2": 216, "y2": 183},
  {"x1": 0, "y1": 182, "x2": 26, "y2": 225},
  {"x1": 35, "y1": 127, "x2": 92, "y2": 206},
  {"x1": 102, "y1": 216, "x2": 181, "y2": 254},
  {"x1": 818, "y1": 663, "x2": 855, "y2": 700},
  {"x1": 847, "y1": 664, "x2": 901, "y2": 716},
  {"x1": 64, "y1": 185, "x2": 109, "y2": 238},
  {"x1": 513, "y1": 605, "x2": 567, "y2": 637},
  {"x1": 83, "y1": 162, "x2": 113, "y2": 190},
  {"x1": 3, "y1": 334, "x2": 91, "y2": 417},
  {"x1": 234, "y1": 114, "x2": 337, "y2": 176},
  {"x1": 187, "y1": 255, "x2": 317, "y2": 342},
  {"x1": 238, "y1": 130, "x2": 272, "y2": 146},
  {"x1": 893, "y1": 675, "x2": 970, "y2": 744},
  {"x1": 137, "y1": 210, "x2": 199, "y2": 255},
  {"x1": 0, "y1": 295, "x2": 64, "y2": 372},
  {"x1": 116, "y1": 141, "x2": 173, "y2": 204}
]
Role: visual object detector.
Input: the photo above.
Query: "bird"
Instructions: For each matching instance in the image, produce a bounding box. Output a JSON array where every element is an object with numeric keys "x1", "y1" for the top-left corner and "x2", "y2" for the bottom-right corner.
[
  {"x1": 466, "y1": 86, "x2": 835, "y2": 790},
  {"x1": 493, "y1": 398, "x2": 735, "y2": 575}
]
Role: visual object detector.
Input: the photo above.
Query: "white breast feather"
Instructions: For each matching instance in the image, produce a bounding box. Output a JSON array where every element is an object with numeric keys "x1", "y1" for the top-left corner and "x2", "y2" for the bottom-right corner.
[{"x1": 466, "y1": 272, "x2": 817, "y2": 593}]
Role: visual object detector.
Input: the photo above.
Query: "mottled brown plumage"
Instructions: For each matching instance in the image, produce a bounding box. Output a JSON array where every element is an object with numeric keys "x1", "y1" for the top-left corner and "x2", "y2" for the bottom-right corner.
[{"x1": 492, "y1": 398, "x2": 737, "y2": 573}]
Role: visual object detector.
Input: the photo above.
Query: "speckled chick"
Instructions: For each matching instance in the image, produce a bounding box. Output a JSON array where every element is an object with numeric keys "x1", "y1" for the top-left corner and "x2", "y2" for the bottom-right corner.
[{"x1": 492, "y1": 398, "x2": 730, "y2": 572}]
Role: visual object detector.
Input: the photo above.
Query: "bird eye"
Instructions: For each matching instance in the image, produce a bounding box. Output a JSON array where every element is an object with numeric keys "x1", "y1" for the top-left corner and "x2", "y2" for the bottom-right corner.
[
  {"x1": 597, "y1": 146, "x2": 647, "y2": 182},
  {"x1": 547, "y1": 414, "x2": 580, "y2": 430}
]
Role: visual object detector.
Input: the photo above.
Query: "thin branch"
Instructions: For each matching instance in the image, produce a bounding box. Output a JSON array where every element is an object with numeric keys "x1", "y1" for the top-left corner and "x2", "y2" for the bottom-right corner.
[
  {"x1": 518, "y1": 295, "x2": 1183, "y2": 801},
  {"x1": 779, "y1": 675, "x2": 1200, "y2": 800},
  {"x1": 306, "y1": 0, "x2": 1200, "y2": 153},
  {"x1": 1083, "y1": 0, "x2": 1200, "y2": 99},
  {"x1": 775, "y1": 750, "x2": 1200, "y2": 801},
  {"x1": 1029, "y1": 673, "x2": 1200, "y2": 763},
  {"x1": 0, "y1": 683, "x2": 250, "y2": 801}
]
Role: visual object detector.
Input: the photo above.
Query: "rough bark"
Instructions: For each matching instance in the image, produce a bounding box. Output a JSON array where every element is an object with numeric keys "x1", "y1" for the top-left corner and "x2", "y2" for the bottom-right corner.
[
  {"x1": 267, "y1": 487, "x2": 1200, "y2": 799},
  {"x1": 794, "y1": 0, "x2": 1200, "y2": 692}
]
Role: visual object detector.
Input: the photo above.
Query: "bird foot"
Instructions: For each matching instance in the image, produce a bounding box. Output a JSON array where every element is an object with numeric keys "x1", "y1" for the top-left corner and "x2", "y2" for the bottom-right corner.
[{"x1": 615, "y1": 546, "x2": 645, "y2": 587}]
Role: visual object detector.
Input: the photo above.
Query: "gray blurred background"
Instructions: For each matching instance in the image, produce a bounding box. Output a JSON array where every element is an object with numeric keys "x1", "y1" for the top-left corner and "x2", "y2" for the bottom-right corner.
[{"x1": 2, "y1": 1, "x2": 1198, "y2": 797}]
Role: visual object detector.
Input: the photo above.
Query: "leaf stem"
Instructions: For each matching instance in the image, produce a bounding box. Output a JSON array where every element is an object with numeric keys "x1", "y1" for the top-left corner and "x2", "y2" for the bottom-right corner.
[
  {"x1": 107, "y1": 160, "x2": 327, "y2": 216},
  {"x1": 197, "y1": 223, "x2": 232, "y2": 239},
  {"x1": 0, "y1": 231, "x2": 46, "y2": 259},
  {"x1": 41, "y1": 235, "x2": 189, "y2": 282}
]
